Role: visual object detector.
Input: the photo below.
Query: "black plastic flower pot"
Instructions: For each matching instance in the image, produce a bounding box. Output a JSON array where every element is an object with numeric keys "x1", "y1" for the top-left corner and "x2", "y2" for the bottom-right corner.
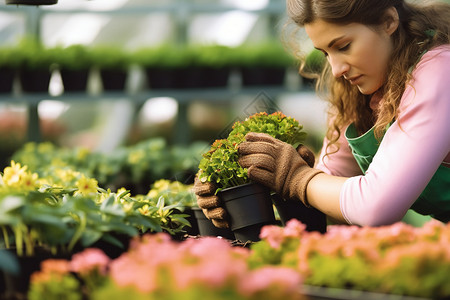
[
  {"x1": 180, "y1": 207, "x2": 200, "y2": 237},
  {"x1": 0, "y1": 68, "x2": 15, "y2": 93},
  {"x1": 220, "y1": 182, "x2": 276, "y2": 242},
  {"x1": 192, "y1": 207, "x2": 235, "y2": 240},
  {"x1": 19, "y1": 69, "x2": 51, "y2": 93},
  {"x1": 60, "y1": 69, "x2": 89, "y2": 92},
  {"x1": 272, "y1": 193, "x2": 327, "y2": 233},
  {"x1": 240, "y1": 66, "x2": 286, "y2": 86},
  {"x1": 6, "y1": 0, "x2": 58, "y2": 5},
  {"x1": 145, "y1": 67, "x2": 177, "y2": 89},
  {"x1": 100, "y1": 69, "x2": 127, "y2": 91}
]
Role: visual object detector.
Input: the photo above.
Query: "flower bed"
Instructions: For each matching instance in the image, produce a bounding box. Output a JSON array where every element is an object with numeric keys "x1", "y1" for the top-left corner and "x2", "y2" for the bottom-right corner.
[
  {"x1": 28, "y1": 233, "x2": 305, "y2": 300},
  {"x1": 25, "y1": 218, "x2": 450, "y2": 299},
  {"x1": 249, "y1": 219, "x2": 450, "y2": 299}
]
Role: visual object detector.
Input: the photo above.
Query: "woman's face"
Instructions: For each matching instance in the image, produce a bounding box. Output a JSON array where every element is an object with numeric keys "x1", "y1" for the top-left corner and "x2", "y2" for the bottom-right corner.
[{"x1": 305, "y1": 18, "x2": 397, "y2": 95}]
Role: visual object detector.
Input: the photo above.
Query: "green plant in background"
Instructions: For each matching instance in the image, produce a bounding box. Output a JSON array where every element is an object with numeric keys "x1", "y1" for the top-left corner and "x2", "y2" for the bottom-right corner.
[
  {"x1": 302, "y1": 49, "x2": 326, "y2": 75},
  {"x1": 146, "y1": 179, "x2": 196, "y2": 208},
  {"x1": 132, "y1": 44, "x2": 191, "y2": 69},
  {"x1": 11, "y1": 138, "x2": 207, "y2": 195},
  {"x1": 234, "y1": 42, "x2": 295, "y2": 68},
  {"x1": 90, "y1": 45, "x2": 131, "y2": 71},
  {"x1": 52, "y1": 44, "x2": 93, "y2": 71},
  {"x1": 198, "y1": 112, "x2": 307, "y2": 193},
  {"x1": 15, "y1": 37, "x2": 57, "y2": 71},
  {"x1": 0, "y1": 46, "x2": 23, "y2": 69},
  {"x1": 190, "y1": 44, "x2": 235, "y2": 68}
]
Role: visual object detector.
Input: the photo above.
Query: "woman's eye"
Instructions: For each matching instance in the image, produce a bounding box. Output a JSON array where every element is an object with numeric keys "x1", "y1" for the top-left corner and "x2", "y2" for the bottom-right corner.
[{"x1": 339, "y1": 43, "x2": 350, "y2": 52}]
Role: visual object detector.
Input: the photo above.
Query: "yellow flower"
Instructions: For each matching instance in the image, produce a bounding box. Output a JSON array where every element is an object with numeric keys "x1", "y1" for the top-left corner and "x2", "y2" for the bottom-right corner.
[
  {"x1": 128, "y1": 150, "x2": 145, "y2": 164},
  {"x1": 75, "y1": 175, "x2": 98, "y2": 196},
  {"x1": 37, "y1": 142, "x2": 55, "y2": 154},
  {"x1": 2, "y1": 161, "x2": 28, "y2": 186},
  {"x1": 56, "y1": 169, "x2": 80, "y2": 183},
  {"x1": 19, "y1": 171, "x2": 39, "y2": 191},
  {"x1": 138, "y1": 204, "x2": 150, "y2": 216},
  {"x1": 76, "y1": 147, "x2": 90, "y2": 161}
]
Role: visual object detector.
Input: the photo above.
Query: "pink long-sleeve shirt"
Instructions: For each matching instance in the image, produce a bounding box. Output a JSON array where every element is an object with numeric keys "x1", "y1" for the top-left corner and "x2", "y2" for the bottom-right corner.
[{"x1": 315, "y1": 45, "x2": 450, "y2": 226}]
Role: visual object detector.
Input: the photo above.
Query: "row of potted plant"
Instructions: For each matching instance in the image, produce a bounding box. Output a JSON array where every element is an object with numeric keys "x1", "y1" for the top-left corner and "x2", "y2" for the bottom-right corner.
[
  {"x1": 25, "y1": 219, "x2": 450, "y2": 299},
  {"x1": 11, "y1": 137, "x2": 207, "y2": 195},
  {"x1": 0, "y1": 161, "x2": 191, "y2": 257},
  {"x1": 0, "y1": 38, "x2": 325, "y2": 92},
  {"x1": 0, "y1": 160, "x2": 197, "y2": 297}
]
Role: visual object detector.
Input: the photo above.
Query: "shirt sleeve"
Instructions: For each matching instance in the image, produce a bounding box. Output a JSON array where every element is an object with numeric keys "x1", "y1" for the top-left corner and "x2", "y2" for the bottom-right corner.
[
  {"x1": 316, "y1": 127, "x2": 363, "y2": 177},
  {"x1": 340, "y1": 46, "x2": 450, "y2": 226}
]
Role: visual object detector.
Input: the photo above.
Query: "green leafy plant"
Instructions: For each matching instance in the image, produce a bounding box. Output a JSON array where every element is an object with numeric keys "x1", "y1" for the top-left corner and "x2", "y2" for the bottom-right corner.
[
  {"x1": 0, "y1": 160, "x2": 190, "y2": 256},
  {"x1": 198, "y1": 112, "x2": 307, "y2": 193},
  {"x1": 234, "y1": 42, "x2": 295, "y2": 68},
  {"x1": 90, "y1": 46, "x2": 130, "y2": 71},
  {"x1": 53, "y1": 44, "x2": 93, "y2": 71}
]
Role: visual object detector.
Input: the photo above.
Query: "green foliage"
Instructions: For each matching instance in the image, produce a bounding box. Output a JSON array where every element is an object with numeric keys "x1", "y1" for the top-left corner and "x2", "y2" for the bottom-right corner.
[
  {"x1": 234, "y1": 42, "x2": 295, "y2": 68},
  {"x1": 11, "y1": 138, "x2": 206, "y2": 193},
  {"x1": 90, "y1": 46, "x2": 131, "y2": 70},
  {"x1": 303, "y1": 49, "x2": 326, "y2": 74},
  {"x1": 52, "y1": 44, "x2": 93, "y2": 70},
  {"x1": 198, "y1": 112, "x2": 307, "y2": 192},
  {"x1": 132, "y1": 44, "x2": 192, "y2": 68},
  {"x1": 28, "y1": 273, "x2": 82, "y2": 300}
]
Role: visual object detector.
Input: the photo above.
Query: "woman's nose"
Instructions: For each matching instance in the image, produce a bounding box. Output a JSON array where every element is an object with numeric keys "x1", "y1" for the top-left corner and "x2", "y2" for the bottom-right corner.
[{"x1": 329, "y1": 55, "x2": 349, "y2": 78}]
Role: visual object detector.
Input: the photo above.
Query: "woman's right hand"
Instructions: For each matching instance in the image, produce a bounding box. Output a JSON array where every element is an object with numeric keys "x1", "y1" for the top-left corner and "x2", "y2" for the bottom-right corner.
[{"x1": 193, "y1": 176, "x2": 230, "y2": 228}]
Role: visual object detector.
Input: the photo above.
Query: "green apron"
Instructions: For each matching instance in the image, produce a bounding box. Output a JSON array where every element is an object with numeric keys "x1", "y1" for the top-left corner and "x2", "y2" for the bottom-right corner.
[{"x1": 345, "y1": 123, "x2": 450, "y2": 224}]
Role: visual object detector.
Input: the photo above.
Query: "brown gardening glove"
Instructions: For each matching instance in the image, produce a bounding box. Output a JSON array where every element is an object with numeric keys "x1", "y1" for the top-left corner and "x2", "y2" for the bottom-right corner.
[
  {"x1": 238, "y1": 132, "x2": 323, "y2": 206},
  {"x1": 193, "y1": 176, "x2": 230, "y2": 228}
]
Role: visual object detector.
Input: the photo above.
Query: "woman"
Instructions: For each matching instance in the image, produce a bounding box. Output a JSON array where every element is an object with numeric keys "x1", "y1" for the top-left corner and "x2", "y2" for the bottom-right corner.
[{"x1": 195, "y1": 0, "x2": 450, "y2": 227}]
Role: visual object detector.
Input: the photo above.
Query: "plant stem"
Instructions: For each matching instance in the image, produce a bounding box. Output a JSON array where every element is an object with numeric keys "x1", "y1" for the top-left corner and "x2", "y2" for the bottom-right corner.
[
  {"x1": 1, "y1": 226, "x2": 10, "y2": 249},
  {"x1": 24, "y1": 226, "x2": 34, "y2": 256},
  {"x1": 68, "y1": 212, "x2": 86, "y2": 252},
  {"x1": 14, "y1": 225, "x2": 23, "y2": 256}
]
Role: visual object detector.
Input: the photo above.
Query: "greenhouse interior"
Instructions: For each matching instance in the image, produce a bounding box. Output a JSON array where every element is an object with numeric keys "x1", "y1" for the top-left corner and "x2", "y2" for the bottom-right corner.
[{"x1": 0, "y1": 0, "x2": 449, "y2": 299}]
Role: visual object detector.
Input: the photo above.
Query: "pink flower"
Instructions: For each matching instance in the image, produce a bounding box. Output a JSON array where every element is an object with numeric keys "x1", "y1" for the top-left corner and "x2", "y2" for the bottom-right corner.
[
  {"x1": 30, "y1": 259, "x2": 70, "y2": 284},
  {"x1": 238, "y1": 266, "x2": 303, "y2": 297},
  {"x1": 283, "y1": 219, "x2": 306, "y2": 238},
  {"x1": 70, "y1": 248, "x2": 110, "y2": 276},
  {"x1": 259, "y1": 224, "x2": 286, "y2": 249}
]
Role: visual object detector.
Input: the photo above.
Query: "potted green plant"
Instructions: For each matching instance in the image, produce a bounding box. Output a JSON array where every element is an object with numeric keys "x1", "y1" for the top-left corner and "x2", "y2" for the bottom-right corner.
[
  {"x1": 186, "y1": 44, "x2": 233, "y2": 88},
  {"x1": 0, "y1": 46, "x2": 21, "y2": 93},
  {"x1": 53, "y1": 44, "x2": 93, "y2": 92},
  {"x1": 197, "y1": 112, "x2": 307, "y2": 241},
  {"x1": 90, "y1": 46, "x2": 130, "y2": 91},
  {"x1": 132, "y1": 44, "x2": 191, "y2": 89},
  {"x1": 300, "y1": 49, "x2": 326, "y2": 89},
  {"x1": 15, "y1": 38, "x2": 56, "y2": 93},
  {"x1": 235, "y1": 42, "x2": 295, "y2": 87}
]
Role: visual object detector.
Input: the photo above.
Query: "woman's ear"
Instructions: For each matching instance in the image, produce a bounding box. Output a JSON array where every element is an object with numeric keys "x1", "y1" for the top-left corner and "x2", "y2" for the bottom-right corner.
[{"x1": 384, "y1": 6, "x2": 400, "y2": 36}]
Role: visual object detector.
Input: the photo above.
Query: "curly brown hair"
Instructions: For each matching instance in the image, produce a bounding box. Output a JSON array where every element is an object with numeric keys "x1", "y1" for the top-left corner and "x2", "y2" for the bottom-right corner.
[{"x1": 284, "y1": 0, "x2": 450, "y2": 154}]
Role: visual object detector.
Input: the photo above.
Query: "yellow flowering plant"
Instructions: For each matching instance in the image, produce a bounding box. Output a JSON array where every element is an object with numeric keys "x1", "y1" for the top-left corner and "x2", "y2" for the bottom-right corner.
[{"x1": 0, "y1": 161, "x2": 190, "y2": 257}]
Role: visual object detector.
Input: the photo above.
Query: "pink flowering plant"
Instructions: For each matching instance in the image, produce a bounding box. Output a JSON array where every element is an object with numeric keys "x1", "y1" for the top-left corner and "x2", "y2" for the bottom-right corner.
[
  {"x1": 198, "y1": 112, "x2": 307, "y2": 193},
  {"x1": 29, "y1": 232, "x2": 306, "y2": 300},
  {"x1": 249, "y1": 219, "x2": 450, "y2": 298}
]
